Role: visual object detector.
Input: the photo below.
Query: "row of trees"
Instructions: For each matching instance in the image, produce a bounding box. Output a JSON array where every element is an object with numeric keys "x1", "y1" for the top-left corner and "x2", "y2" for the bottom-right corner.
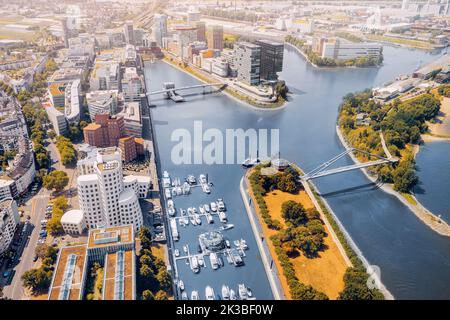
[
  {"x1": 46, "y1": 195, "x2": 69, "y2": 235},
  {"x1": 55, "y1": 136, "x2": 77, "y2": 166},
  {"x1": 21, "y1": 244, "x2": 58, "y2": 294},
  {"x1": 137, "y1": 227, "x2": 172, "y2": 300},
  {"x1": 339, "y1": 90, "x2": 441, "y2": 192}
]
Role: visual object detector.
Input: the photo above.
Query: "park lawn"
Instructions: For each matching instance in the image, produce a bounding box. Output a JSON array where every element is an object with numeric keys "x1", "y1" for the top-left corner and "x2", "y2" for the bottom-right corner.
[{"x1": 263, "y1": 190, "x2": 347, "y2": 300}]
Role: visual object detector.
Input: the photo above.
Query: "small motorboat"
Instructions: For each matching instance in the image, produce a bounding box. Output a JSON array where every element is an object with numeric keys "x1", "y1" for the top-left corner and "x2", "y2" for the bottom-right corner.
[
  {"x1": 186, "y1": 175, "x2": 196, "y2": 185},
  {"x1": 206, "y1": 213, "x2": 214, "y2": 224},
  {"x1": 199, "y1": 206, "x2": 205, "y2": 215},
  {"x1": 181, "y1": 291, "x2": 188, "y2": 300},
  {"x1": 225, "y1": 240, "x2": 231, "y2": 248},
  {"x1": 221, "y1": 285, "x2": 230, "y2": 300},
  {"x1": 195, "y1": 214, "x2": 202, "y2": 225},
  {"x1": 202, "y1": 183, "x2": 211, "y2": 194},
  {"x1": 199, "y1": 174, "x2": 207, "y2": 184},
  {"x1": 205, "y1": 286, "x2": 215, "y2": 300},
  {"x1": 174, "y1": 249, "x2": 180, "y2": 257},
  {"x1": 178, "y1": 280, "x2": 185, "y2": 291},
  {"x1": 217, "y1": 198, "x2": 226, "y2": 211},
  {"x1": 203, "y1": 204, "x2": 210, "y2": 213},
  {"x1": 238, "y1": 284, "x2": 249, "y2": 300},
  {"x1": 191, "y1": 290, "x2": 199, "y2": 300},
  {"x1": 230, "y1": 289, "x2": 237, "y2": 300},
  {"x1": 220, "y1": 223, "x2": 234, "y2": 231},
  {"x1": 163, "y1": 171, "x2": 169, "y2": 178},
  {"x1": 210, "y1": 202, "x2": 218, "y2": 212},
  {"x1": 183, "y1": 245, "x2": 188, "y2": 253}
]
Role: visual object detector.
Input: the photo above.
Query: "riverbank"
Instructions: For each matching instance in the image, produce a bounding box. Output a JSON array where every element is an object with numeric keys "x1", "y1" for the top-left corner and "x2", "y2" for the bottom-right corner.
[
  {"x1": 427, "y1": 96, "x2": 450, "y2": 138},
  {"x1": 161, "y1": 56, "x2": 287, "y2": 110},
  {"x1": 336, "y1": 125, "x2": 450, "y2": 237}
]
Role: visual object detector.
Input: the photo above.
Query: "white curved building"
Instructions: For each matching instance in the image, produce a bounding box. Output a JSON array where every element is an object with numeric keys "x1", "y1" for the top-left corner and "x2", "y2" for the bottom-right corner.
[
  {"x1": 61, "y1": 209, "x2": 86, "y2": 235},
  {"x1": 76, "y1": 147, "x2": 143, "y2": 231}
]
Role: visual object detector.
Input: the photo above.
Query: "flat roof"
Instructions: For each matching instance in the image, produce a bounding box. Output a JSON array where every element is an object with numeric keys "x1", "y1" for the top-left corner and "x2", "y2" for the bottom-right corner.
[
  {"x1": 48, "y1": 245, "x2": 87, "y2": 300},
  {"x1": 87, "y1": 225, "x2": 133, "y2": 249},
  {"x1": 103, "y1": 250, "x2": 134, "y2": 300},
  {"x1": 84, "y1": 123, "x2": 101, "y2": 131}
]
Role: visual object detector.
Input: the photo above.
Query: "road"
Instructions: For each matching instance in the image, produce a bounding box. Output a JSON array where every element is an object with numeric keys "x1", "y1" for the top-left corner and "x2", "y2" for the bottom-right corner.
[
  {"x1": 1, "y1": 138, "x2": 75, "y2": 300},
  {"x1": 2, "y1": 190, "x2": 50, "y2": 299}
]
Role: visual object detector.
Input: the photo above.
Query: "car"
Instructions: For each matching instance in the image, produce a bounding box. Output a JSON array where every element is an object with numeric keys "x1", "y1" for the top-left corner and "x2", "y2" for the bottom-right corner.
[
  {"x1": 33, "y1": 255, "x2": 38, "y2": 262},
  {"x1": 3, "y1": 271, "x2": 11, "y2": 278}
]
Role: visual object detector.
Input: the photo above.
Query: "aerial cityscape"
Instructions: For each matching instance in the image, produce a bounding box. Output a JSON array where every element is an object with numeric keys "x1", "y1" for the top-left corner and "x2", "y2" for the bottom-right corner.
[{"x1": 0, "y1": 0, "x2": 449, "y2": 305}]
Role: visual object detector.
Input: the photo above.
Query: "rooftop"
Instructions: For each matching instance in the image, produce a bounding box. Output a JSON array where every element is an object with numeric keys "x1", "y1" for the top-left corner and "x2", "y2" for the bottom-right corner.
[
  {"x1": 87, "y1": 225, "x2": 133, "y2": 249},
  {"x1": 61, "y1": 210, "x2": 84, "y2": 225},
  {"x1": 102, "y1": 250, "x2": 134, "y2": 300},
  {"x1": 48, "y1": 245, "x2": 87, "y2": 300}
]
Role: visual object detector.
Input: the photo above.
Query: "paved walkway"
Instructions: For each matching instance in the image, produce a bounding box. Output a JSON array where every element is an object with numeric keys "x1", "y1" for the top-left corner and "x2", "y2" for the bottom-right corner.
[{"x1": 240, "y1": 176, "x2": 285, "y2": 300}]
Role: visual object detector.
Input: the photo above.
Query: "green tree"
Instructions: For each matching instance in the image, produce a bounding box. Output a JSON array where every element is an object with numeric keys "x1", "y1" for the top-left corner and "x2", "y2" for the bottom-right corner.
[
  {"x1": 142, "y1": 290, "x2": 155, "y2": 300},
  {"x1": 43, "y1": 170, "x2": 69, "y2": 192},
  {"x1": 281, "y1": 201, "x2": 306, "y2": 225},
  {"x1": 154, "y1": 290, "x2": 169, "y2": 300}
]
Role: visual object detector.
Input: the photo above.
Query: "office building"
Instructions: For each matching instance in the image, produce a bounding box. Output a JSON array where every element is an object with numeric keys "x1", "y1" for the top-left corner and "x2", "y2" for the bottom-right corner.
[
  {"x1": 121, "y1": 68, "x2": 143, "y2": 102},
  {"x1": 321, "y1": 40, "x2": 383, "y2": 61},
  {"x1": 123, "y1": 21, "x2": 135, "y2": 45},
  {"x1": 48, "y1": 224, "x2": 136, "y2": 300},
  {"x1": 153, "y1": 14, "x2": 168, "y2": 47},
  {"x1": 86, "y1": 90, "x2": 119, "y2": 120},
  {"x1": 0, "y1": 198, "x2": 20, "y2": 255},
  {"x1": 117, "y1": 102, "x2": 142, "y2": 137},
  {"x1": 207, "y1": 25, "x2": 223, "y2": 51},
  {"x1": 46, "y1": 105, "x2": 68, "y2": 136},
  {"x1": 233, "y1": 42, "x2": 261, "y2": 86},
  {"x1": 77, "y1": 148, "x2": 144, "y2": 231},
  {"x1": 256, "y1": 39, "x2": 284, "y2": 81},
  {"x1": 83, "y1": 113, "x2": 125, "y2": 148},
  {"x1": 196, "y1": 21, "x2": 206, "y2": 42},
  {"x1": 65, "y1": 79, "x2": 81, "y2": 124},
  {"x1": 61, "y1": 210, "x2": 86, "y2": 235},
  {"x1": 118, "y1": 136, "x2": 145, "y2": 164}
]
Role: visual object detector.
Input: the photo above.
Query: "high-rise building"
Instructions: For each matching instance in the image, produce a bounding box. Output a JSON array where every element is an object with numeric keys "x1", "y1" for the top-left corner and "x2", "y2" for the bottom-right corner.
[
  {"x1": 123, "y1": 21, "x2": 135, "y2": 45},
  {"x1": 256, "y1": 39, "x2": 284, "y2": 81},
  {"x1": 402, "y1": 0, "x2": 409, "y2": 10},
  {"x1": 233, "y1": 42, "x2": 261, "y2": 86},
  {"x1": 77, "y1": 148, "x2": 144, "y2": 231},
  {"x1": 0, "y1": 198, "x2": 19, "y2": 255},
  {"x1": 207, "y1": 25, "x2": 223, "y2": 51},
  {"x1": 153, "y1": 14, "x2": 168, "y2": 47},
  {"x1": 196, "y1": 21, "x2": 206, "y2": 42}
]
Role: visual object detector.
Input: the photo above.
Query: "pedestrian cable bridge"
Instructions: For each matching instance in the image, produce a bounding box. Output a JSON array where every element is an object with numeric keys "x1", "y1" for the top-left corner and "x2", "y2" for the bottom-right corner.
[{"x1": 301, "y1": 148, "x2": 398, "y2": 181}]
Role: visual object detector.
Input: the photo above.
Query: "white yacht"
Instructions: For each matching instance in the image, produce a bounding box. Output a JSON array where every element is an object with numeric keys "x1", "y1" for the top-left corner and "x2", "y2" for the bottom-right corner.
[
  {"x1": 206, "y1": 213, "x2": 214, "y2": 224},
  {"x1": 164, "y1": 188, "x2": 172, "y2": 199},
  {"x1": 217, "y1": 198, "x2": 226, "y2": 211},
  {"x1": 186, "y1": 175, "x2": 196, "y2": 185},
  {"x1": 205, "y1": 286, "x2": 215, "y2": 300},
  {"x1": 181, "y1": 292, "x2": 188, "y2": 300},
  {"x1": 201, "y1": 183, "x2": 211, "y2": 194},
  {"x1": 210, "y1": 202, "x2": 218, "y2": 212},
  {"x1": 230, "y1": 289, "x2": 237, "y2": 300},
  {"x1": 178, "y1": 280, "x2": 185, "y2": 291},
  {"x1": 210, "y1": 252, "x2": 219, "y2": 270},
  {"x1": 195, "y1": 214, "x2": 202, "y2": 225},
  {"x1": 221, "y1": 285, "x2": 230, "y2": 300},
  {"x1": 203, "y1": 204, "x2": 210, "y2": 213},
  {"x1": 191, "y1": 290, "x2": 199, "y2": 300},
  {"x1": 220, "y1": 223, "x2": 234, "y2": 231},
  {"x1": 190, "y1": 256, "x2": 200, "y2": 273},
  {"x1": 238, "y1": 284, "x2": 249, "y2": 300},
  {"x1": 199, "y1": 174, "x2": 207, "y2": 184},
  {"x1": 218, "y1": 211, "x2": 227, "y2": 223},
  {"x1": 174, "y1": 249, "x2": 180, "y2": 257},
  {"x1": 199, "y1": 206, "x2": 205, "y2": 215}
]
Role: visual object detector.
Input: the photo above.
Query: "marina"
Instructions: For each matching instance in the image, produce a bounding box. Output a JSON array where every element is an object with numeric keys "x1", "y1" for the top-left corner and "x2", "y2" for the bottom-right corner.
[
  {"x1": 160, "y1": 169, "x2": 256, "y2": 299},
  {"x1": 146, "y1": 45, "x2": 450, "y2": 299}
]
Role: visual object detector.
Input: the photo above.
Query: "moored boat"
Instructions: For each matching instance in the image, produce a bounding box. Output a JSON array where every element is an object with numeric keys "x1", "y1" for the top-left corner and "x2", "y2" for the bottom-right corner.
[
  {"x1": 221, "y1": 285, "x2": 230, "y2": 300},
  {"x1": 205, "y1": 286, "x2": 215, "y2": 300}
]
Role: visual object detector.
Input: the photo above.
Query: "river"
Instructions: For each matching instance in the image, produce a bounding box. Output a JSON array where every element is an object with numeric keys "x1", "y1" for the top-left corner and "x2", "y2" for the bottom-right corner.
[{"x1": 144, "y1": 45, "x2": 450, "y2": 300}]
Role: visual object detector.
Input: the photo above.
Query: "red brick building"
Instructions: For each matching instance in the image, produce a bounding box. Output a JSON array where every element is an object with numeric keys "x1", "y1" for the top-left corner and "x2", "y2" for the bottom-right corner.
[
  {"x1": 118, "y1": 136, "x2": 145, "y2": 163},
  {"x1": 83, "y1": 113, "x2": 125, "y2": 148}
]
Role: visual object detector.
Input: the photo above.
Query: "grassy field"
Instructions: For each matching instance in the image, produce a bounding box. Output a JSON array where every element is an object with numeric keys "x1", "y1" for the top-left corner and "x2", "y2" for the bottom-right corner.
[
  {"x1": 366, "y1": 34, "x2": 433, "y2": 50},
  {"x1": 248, "y1": 180, "x2": 348, "y2": 300}
]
